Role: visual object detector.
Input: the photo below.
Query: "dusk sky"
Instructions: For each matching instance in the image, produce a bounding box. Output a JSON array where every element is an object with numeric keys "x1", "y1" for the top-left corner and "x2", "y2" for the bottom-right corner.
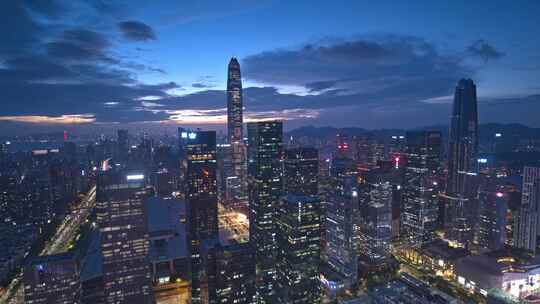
[{"x1": 1, "y1": 0, "x2": 540, "y2": 133}]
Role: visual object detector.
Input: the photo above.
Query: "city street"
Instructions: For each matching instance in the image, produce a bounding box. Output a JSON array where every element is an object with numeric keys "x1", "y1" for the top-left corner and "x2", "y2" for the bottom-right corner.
[
  {"x1": 0, "y1": 186, "x2": 96, "y2": 304},
  {"x1": 218, "y1": 203, "x2": 249, "y2": 243}
]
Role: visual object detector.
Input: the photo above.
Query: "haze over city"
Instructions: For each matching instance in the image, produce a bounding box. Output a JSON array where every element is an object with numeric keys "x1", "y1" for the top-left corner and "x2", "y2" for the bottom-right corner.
[{"x1": 2, "y1": 2, "x2": 540, "y2": 304}]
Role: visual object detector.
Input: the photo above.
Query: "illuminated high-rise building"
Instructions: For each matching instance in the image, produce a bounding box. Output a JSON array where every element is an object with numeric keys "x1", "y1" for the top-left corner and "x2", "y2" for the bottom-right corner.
[
  {"x1": 227, "y1": 58, "x2": 243, "y2": 144},
  {"x1": 185, "y1": 130, "x2": 218, "y2": 303},
  {"x1": 334, "y1": 133, "x2": 351, "y2": 159},
  {"x1": 24, "y1": 253, "x2": 81, "y2": 304},
  {"x1": 215, "y1": 240, "x2": 256, "y2": 304},
  {"x1": 247, "y1": 121, "x2": 283, "y2": 303},
  {"x1": 323, "y1": 176, "x2": 360, "y2": 292},
  {"x1": 514, "y1": 167, "x2": 540, "y2": 252},
  {"x1": 446, "y1": 79, "x2": 478, "y2": 196},
  {"x1": 401, "y1": 131, "x2": 441, "y2": 246},
  {"x1": 226, "y1": 57, "x2": 247, "y2": 209},
  {"x1": 217, "y1": 143, "x2": 234, "y2": 202},
  {"x1": 96, "y1": 171, "x2": 154, "y2": 303},
  {"x1": 444, "y1": 79, "x2": 479, "y2": 247},
  {"x1": 475, "y1": 178, "x2": 507, "y2": 251},
  {"x1": 284, "y1": 147, "x2": 319, "y2": 196},
  {"x1": 276, "y1": 194, "x2": 322, "y2": 304},
  {"x1": 359, "y1": 182, "x2": 393, "y2": 266},
  {"x1": 186, "y1": 130, "x2": 218, "y2": 240}
]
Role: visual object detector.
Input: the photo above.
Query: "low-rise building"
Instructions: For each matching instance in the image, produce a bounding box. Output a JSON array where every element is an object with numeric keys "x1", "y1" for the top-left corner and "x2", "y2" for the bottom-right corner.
[{"x1": 455, "y1": 251, "x2": 540, "y2": 300}]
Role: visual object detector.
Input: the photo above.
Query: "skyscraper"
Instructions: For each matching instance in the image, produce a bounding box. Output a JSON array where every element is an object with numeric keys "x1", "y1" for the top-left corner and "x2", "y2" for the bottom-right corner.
[
  {"x1": 323, "y1": 176, "x2": 360, "y2": 291},
  {"x1": 96, "y1": 171, "x2": 153, "y2": 303},
  {"x1": 215, "y1": 241, "x2": 256, "y2": 304},
  {"x1": 226, "y1": 57, "x2": 247, "y2": 209},
  {"x1": 401, "y1": 131, "x2": 441, "y2": 246},
  {"x1": 185, "y1": 130, "x2": 219, "y2": 303},
  {"x1": 144, "y1": 197, "x2": 191, "y2": 303},
  {"x1": 217, "y1": 143, "x2": 234, "y2": 202},
  {"x1": 247, "y1": 121, "x2": 283, "y2": 303},
  {"x1": 475, "y1": 178, "x2": 507, "y2": 251},
  {"x1": 227, "y1": 58, "x2": 243, "y2": 144},
  {"x1": 444, "y1": 79, "x2": 479, "y2": 247},
  {"x1": 178, "y1": 127, "x2": 189, "y2": 197},
  {"x1": 446, "y1": 79, "x2": 478, "y2": 197},
  {"x1": 514, "y1": 167, "x2": 540, "y2": 252},
  {"x1": 117, "y1": 129, "x2": 129, "y2": 162},
  {"x1": 276, "y1": 194, "x2": 322, "y2": 304},
  {"x1": 24, "y1": 253, "x2": 81, "y2": 304},
  {"x1": 186, "y1": 130, "x2": 218, "y2": 240},
  {"x1": 359, "y1": 182, "x2": 393, "y2": 266},
  {"x1": 284, "y1": 147, "x2": 319, "y2": 196}
]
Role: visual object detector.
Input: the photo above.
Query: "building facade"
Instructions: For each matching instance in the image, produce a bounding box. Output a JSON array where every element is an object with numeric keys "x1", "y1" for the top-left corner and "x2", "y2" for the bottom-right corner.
[
  {"x1": 185, "y1": 130, "x2": 219, "y2": 303},
  {"x1": 475, "y1": 178, "x2": 507, "y2": 251},
  {"x1": 247, "y1": 121, "x2": 283, "y2": 303},
  {"x1": 359, "y1": 182, "x2": 393, "y2": 265},
  {"x1": 401, "y1": 131, "x2": 441, "y2": 246},
  {"x1": 323, "y1": 176, "x2": 360, "y2": 291},
  {"x1": 24, "y1": 253, "x2": 81, "y2": 304},
  {"x1": 514, "y1": 166, "x2": 540, "y2": 252},
  {"x1": 226, "y1": 58, "x2": 247, "y2": 209},
  {"x1": 276, "y1": 194, "x2": 322, "y2": 304},
  {"x1": 284, "y1": 147, "x2": 319, "y2": 196},
  {"x1": 96, "y1": 171, "x2": 154, "y2": 303},
  {"x1": 445, "y1": 79, "x2": 479, "y2": 247}
]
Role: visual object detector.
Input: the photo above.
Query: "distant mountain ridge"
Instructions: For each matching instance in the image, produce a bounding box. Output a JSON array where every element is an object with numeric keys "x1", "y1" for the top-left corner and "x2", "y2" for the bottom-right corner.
[{"x1": 286, "y1": 123, "x2": 540, "y2": 141}]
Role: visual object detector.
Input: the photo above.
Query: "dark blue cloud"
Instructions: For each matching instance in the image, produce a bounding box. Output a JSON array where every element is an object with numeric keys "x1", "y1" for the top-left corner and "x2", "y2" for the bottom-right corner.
[
  {"x1": 244, "y1": 35, "x2": 471, "y2": 101},
  {"x1": 467, "y1": 40, "x2": 504, "y2": 62},
  {"x1": 118, "y1": 21, "x2": 156, "y2": 41},
  {"x1": 0, "y1": 1, "x2": 535, "y2": 132},
  {"x1": 192, "y1": 82, "x2": 216, "y2": 88}
]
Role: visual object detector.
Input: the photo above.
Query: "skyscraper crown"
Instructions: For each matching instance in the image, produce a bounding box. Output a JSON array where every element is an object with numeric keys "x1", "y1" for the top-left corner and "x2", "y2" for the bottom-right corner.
[
  {"x1": 457, "y1": 78, "x2": 475, "y2": 88},
  {"x1": 228, "y1": 57, "x2": 240, "y2": 68}
]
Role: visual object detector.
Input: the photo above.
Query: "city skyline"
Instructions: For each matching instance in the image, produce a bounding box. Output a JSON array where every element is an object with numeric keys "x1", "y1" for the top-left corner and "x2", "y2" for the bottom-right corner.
[
  {"x1": 1, "y1": 1, "x2": 540, "y2": 135},
  {"x1": 3, "y1": 2, "x2": 540, "y2": 304}
]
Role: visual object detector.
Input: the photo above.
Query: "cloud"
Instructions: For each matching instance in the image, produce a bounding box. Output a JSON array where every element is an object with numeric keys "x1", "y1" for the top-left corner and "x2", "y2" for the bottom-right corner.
[
  {"x1": 46, "y1": 41, "x2": 112, "y2": 62},
  {"x1": 118, "y1": 21, "x2": 156, "y2": 41},
  {"x1": 305, "y1": 80, "x2": 339, "y2": 92},
  {"x1": 0, "y1": 1, "x2": 532, "y2": 132},
  {"x1": 243, "y1": 35, "x2": 471, "y2": 103},
  {"x1": 0, "y1": 1, "x2": 173, "y2": 129},
  {"x1": 161, "y1": 1, "x2": 273, "y2": 25},
  {"x1": 0, "y1": 114, "x2": 95, "y2": 124},
  {"x1": 192, "y1": 82, "x2": 216, "y2": 88},
  {"x1": 467, "y1": 40, "x2": 504, "y2": 62},
  {"x1": 23, "y1": 0, "x2": 66, "y2": 17},
  {"x1": 146, "y1": 107, "x2": 319, "y2": 125},
  {"x1": 63, "y1": 29, "x2": 110, "y2": 50},
  {"x1": 137, "y1": 81, "x2": 180, "y2": 91},
  {"x1": 0, "y1": 2, "x2": 43, "y2": 56}
]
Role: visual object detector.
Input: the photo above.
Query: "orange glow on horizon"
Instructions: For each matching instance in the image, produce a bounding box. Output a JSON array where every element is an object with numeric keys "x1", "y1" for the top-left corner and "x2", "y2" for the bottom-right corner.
[
  {"x1": 0, "y1": 114, "x2": 96, "y2": 124},
  {"x1": 161, "y1": 108, "x2": 320, "y2": 125}
]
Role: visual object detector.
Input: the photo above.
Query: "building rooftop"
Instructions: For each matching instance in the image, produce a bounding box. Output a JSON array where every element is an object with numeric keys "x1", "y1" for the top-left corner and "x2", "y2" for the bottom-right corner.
[
  {"x1": 368, "y1": 275, "x2": 458, "y2": 304},
  {"x1": 421, "y1": 239, "x2": 469, "y2": 261},
  {"x1": 80, "y1": 229, "x2": 102, "y2": 282},
  {"x1": 455, "y1": 249, "x2": 540, "y2": 278},
  {"x1": 282, "y1": 193, "x2": 318, "y2": 204},
  {"x1": 27, "y1": 251, "x2": 75, "y2": 267},
  {"x1": 145, "y1": 197, "x2": 188, "y2": 261}
]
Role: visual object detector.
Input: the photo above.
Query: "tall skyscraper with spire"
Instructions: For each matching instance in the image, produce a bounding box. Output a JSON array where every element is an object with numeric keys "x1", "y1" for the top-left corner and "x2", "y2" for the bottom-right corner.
[
  {"x1": 446, "y1": 79, "x2": 478, "y2": 197},
  {"x1": 226, "y1": 58, "x2": 247, "y2": 209},
  {"x1": 227, "y1": 57, "x2": 243, "y2": 144},
  {"x1": 444, "y1": 78, "x2": 479, "y2": 247}
]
